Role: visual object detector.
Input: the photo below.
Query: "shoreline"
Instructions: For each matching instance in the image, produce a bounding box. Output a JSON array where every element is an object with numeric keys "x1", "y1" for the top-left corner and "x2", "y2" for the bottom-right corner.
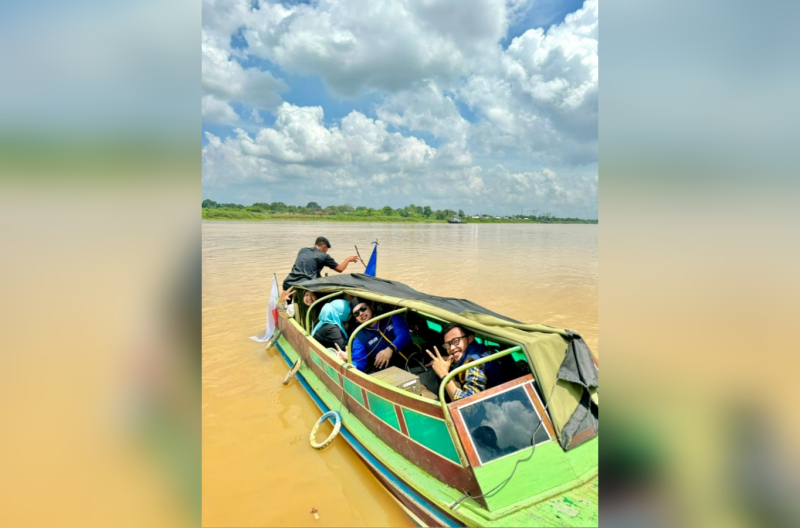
[
  {"x1": 201, "y1": 216, "x2": 597, "y2": 224},
  {"x1": 201, "y1": 212, "x2": 597, "y2": 225}
]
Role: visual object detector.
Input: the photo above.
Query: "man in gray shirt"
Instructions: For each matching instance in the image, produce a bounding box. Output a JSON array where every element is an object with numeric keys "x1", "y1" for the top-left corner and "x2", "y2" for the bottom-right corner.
[{"x1": 282, "y1": 236, "x2": 359, "y2": 291}]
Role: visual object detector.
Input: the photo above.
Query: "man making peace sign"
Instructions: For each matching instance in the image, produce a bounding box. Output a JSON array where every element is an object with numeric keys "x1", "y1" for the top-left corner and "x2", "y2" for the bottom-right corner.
[{"x1": 426, "y1": 323, "x2": 489, "y2": 401}]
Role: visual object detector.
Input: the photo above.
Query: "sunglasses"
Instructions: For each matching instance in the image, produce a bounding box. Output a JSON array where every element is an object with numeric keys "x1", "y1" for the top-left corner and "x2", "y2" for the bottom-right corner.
[{"x1": 352, "y1": 305, "x2": 369, "y2": 316}]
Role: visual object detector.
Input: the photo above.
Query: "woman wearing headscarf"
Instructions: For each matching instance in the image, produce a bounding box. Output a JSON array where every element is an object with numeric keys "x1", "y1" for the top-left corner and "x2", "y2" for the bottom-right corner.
[{"x1": 311, "y1": 299, "x2": 351, "y2": 352}]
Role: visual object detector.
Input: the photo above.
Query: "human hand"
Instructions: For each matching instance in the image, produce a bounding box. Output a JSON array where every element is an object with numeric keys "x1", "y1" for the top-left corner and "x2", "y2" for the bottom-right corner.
[
  {"x1": 334, "y1": 343, "x2": 348, "y2": 361},
  {"x1": 279, "y1": 287, "x2": 295, "y2": 303},
  {"x1": 374, "y1": 347, "x2": 393, "y2": 369},
  {"x1": 425, "y1": 346, "x2": 452, "y2": 379},
  {"x1": 349, "y1": 255, "x2": 360, "y2": 263}
]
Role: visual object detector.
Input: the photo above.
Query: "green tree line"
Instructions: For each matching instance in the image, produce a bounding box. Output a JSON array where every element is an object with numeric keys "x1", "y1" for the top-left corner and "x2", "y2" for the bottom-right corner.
[{"x1": 201, "y1": 199, "x2": 596, "y2": 223}]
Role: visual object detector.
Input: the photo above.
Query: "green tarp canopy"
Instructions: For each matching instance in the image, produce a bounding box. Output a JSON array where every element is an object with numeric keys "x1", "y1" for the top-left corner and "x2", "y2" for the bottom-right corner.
[{"x1": 296, "y1": 274, "x2": 598, "y2": 450}]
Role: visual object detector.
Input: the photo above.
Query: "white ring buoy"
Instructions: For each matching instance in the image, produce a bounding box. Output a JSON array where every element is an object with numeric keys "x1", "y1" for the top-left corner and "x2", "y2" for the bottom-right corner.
[
  {"x1": 282, "y1": 359, "x2": 302, "y2": 385},
  {"x1": 265, "y1": 330, "x2": 283, "y2": 350},
  {"x1": 309, "y1": 411, "x2": 342, "y2": 450}
]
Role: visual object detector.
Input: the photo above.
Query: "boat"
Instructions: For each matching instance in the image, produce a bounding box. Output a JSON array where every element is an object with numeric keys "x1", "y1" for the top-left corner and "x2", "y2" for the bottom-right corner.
[
  {"x1": 272, "y1": 274, "x2": 598, "y2": 527},
  {"x1": 447, "y1": 215, "x2": 466, "y2": 224}
]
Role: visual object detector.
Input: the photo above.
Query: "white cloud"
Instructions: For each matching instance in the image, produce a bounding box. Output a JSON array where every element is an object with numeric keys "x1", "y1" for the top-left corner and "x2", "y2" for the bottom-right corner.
[
  {"x1": 202, "y1": 131, "x2": 277, "y2": 187},
  {"x1": 202, "y1": 30, "x2": 287, "y2": 122},
  {"x1": 202, "y1": 94, "x2": 239, "y2": 123},
  {"x1": 377, "y1": 82, "x2": 470, "y2": 142},
  {"x1": 234, "y1": 102, "x2": 436, "y2": 170},
  {"x1": 446, "y1": 0, "x2": 598, "y2": 164},
  {"x1": 243, "y1": 0, "x2": 509, "y2": 96},
  {"x1": 202, "y1": 1, "x2": 599, "y2": 217}
]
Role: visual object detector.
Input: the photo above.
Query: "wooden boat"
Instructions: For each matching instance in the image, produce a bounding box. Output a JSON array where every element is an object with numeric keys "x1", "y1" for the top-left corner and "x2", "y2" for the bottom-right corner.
[
  {"x1": 273, "y1": 274, "x2": 598, "y2": 527},
  {"x1": 447, "y1": 215, "x2": 466, "y2": 224}
]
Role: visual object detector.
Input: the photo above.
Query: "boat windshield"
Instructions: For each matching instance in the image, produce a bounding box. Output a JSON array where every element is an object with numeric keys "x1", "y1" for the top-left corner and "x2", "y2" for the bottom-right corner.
[{"x1": 456, "y1": 384, "x2": 551, "y2": 464}]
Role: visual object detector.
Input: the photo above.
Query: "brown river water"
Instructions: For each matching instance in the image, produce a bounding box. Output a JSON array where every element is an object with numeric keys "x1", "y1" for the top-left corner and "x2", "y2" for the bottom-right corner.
[{"x1": 202, "y1": 221, "x2": 597, "y2": 527}]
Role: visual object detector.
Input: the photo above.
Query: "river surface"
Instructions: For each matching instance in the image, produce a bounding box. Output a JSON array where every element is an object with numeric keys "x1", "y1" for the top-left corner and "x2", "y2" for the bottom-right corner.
[{"x1": 202, "y1": 221, "x2": 598, "y2": 527}]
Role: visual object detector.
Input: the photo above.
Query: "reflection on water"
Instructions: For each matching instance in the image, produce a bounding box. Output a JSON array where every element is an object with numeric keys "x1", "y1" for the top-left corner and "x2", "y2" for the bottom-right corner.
[{"x1": 202, "y1": 221, "x2": 597, "y2": 527}]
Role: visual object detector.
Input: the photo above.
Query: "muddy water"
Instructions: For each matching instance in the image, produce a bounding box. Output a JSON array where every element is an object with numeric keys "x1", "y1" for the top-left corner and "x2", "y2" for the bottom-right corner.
[{"x1": 202, "y1": 221, "x2": 597, "y2": 527}]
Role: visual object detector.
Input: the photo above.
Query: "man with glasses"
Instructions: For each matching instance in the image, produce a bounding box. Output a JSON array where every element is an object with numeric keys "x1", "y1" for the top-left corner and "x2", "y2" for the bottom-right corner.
[{"x1": 426, "y1": 323, "x2": 492, "y2": 401}]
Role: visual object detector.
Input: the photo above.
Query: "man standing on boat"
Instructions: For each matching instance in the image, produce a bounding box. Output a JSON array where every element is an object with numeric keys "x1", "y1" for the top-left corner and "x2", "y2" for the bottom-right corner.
[
  {"x1": 426, "y1": 323, "x2": 497, "y2": 401},
  {"x1": 282, "y1": 236, "x2": 359, "y2": 291}
]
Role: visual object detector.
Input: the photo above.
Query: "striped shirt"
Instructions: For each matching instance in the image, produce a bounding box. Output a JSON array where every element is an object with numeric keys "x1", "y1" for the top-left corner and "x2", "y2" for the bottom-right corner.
[{"x1": 452, "y1": 364, "x2": 487, "y2": 400}]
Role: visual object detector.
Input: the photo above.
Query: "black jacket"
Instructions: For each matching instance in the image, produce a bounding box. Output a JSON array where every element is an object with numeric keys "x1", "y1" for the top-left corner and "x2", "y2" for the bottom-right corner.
[{"x1": 313, "y1": 324, "x2": 347, "y2": 350}]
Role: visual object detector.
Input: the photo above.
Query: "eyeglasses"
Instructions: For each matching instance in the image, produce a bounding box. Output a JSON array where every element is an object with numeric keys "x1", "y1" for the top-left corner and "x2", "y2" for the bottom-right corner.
[
  {"x1": 443, "y1": 335, "x2": 467, "y2": 350},
  {"x1": 352, "y1": 306, "x2": 369, "y2": 316}
]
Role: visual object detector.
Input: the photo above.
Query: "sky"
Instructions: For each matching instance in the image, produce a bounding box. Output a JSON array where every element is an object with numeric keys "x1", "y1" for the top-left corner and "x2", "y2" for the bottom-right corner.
[{"x1": 202, "y1": 0, "x2": 598, "y2": 218}]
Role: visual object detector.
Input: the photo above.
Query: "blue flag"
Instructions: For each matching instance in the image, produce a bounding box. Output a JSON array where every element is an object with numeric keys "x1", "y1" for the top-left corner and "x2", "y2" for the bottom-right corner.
[{"x1": 365, "y1": 241, "x2": 378, "y2": 277}]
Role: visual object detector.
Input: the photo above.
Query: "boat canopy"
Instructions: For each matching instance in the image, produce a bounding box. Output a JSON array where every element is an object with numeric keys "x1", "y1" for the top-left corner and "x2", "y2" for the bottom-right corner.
[{"x1": 295, "y1": 274, "x2": 599, "y2": 450}]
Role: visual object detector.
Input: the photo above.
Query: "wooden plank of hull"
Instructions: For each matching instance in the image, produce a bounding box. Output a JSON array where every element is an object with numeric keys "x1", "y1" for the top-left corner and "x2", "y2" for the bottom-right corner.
[
  {"x1": 279, "y1": 314, "x2": 487, "y2": 508},
  {"x1": 344, "y1": 389, "x2": 485, "y2": 506},
  {"x1": 360, "y1": 457, "x2": 463, "y2": 528},
  {"x1": 345, "y1": 369, "x2": 444, "y2": 419},
  {"x1": 280, "y1": 315, "x2": 345, "y2": 396}
]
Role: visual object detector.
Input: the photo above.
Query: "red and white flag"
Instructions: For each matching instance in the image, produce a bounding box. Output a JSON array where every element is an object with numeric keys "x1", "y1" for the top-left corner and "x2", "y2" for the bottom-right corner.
[{"x1": 251, "y1": 275, "x2": 280, "y2": 342}]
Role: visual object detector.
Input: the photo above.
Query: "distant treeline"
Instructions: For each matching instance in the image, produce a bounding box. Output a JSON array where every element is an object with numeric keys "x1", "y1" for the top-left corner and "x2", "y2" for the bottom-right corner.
[{"x1": 201, "y1": 199, "x2": 597, "y2": 224}]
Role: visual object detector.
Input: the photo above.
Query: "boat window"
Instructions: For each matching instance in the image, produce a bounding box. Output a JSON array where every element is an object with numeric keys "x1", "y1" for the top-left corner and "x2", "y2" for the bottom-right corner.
[
  {"x1": 457, "y1": 385, "x2": 550, "y2": 464},
  {"x1": 425, "y1": 320, "x2": 442, "y2": 333}
]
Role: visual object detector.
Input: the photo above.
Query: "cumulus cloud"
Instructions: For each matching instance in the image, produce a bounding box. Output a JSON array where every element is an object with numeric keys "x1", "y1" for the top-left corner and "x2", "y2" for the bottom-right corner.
[
  {"x1": 202, "y1": 131, "x2": 277, "y2": 187},
  {"x1": 202, "y1": 102, "x2": 489, "y2": 205},
  {"x1": 460, "y1": 0, "x2": 598, "y2": 162},
  {"x1": 202, "y1": 30, "x2": 287, "y2": 122},
  {"x1": 201, "y1": 95, "x2": 239, "y2": 124},
  {"x1": 232, "y1": 102, "x2": 436, "y2": 169},
  {"x1": 377, "y1": 82, "x2": 470, "y2": 141},
  {"x1": 202, "y1": 0, "x2": 599, "y2": 217},
  {"x1": 242, "y1": 0, "x2": 509, "y2": 96}
]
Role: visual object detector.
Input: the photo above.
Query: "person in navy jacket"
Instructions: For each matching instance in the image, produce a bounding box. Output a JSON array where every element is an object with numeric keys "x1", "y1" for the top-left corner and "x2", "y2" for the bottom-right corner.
[{"x1": 349, "y1": 298, "x2": 411, "y2": 373}]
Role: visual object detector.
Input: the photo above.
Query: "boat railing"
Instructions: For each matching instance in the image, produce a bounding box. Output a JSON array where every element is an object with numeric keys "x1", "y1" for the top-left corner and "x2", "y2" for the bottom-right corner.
[
  {"x1": 346, "y1": 307, "x2": 409, "y2": 363},
  {"x1": 305, "y1": 291, "x2": 343, "y2": 332}
]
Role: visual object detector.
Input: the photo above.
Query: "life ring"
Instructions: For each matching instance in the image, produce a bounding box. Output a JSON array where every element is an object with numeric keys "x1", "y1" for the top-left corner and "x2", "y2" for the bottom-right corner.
[
  {"x1": 282, "y1": 359, "x2": 302, "y2": 385},
  {"x1": 309, "y1": 410, "x2": 342, "y2": 450},
  {"x1": 265, "y1": 330, "x2": 283, "y2": 350}
]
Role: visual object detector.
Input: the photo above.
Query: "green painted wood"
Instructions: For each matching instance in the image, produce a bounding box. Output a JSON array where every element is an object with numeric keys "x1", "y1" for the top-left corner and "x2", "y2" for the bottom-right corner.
[
  {"x1": 402, "y1": 408, "x2": 461, "y2": 465},
  {"x1": 276, "y1": 334, "x2": 597, "y2": 527},
  {"x1": 343, "y1": 377, "x2": 364, "y2": 406},
  {"x1": 473, "y1": 442, "x2": 583, "y2": 511},
  {"x1": 366, "y1": 392, "x2": 400, "y2": 431},
  {"x1": 564, "y1": 437, "x2": 598, "y2": 478},
  {"x1": 322, "y1": 361, "x2": 340, "y2": 384},
  {"x1": 311, "y1": 352, "x2": 322, "y2": 368}
]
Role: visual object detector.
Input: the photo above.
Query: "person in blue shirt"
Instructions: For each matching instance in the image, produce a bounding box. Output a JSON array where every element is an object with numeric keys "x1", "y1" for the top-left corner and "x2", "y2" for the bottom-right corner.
[{"x1": 349, "y1": 298, "x2": 411, "y2": 373}]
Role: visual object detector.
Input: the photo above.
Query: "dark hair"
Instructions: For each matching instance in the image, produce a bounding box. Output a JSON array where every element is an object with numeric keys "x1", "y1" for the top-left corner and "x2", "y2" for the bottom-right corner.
[
  {"x1": 442, "y1": 322, "x2": 474, "y2": 337},
  {"x1": 315, "y1": 236, "x2": 331, "y2": 248},
  {"x1": 349, "y1": 297, "x2": 370, "y2": 311}
]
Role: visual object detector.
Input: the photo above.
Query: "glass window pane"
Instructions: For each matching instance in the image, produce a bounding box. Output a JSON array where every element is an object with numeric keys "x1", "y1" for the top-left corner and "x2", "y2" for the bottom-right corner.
[{"x1": 458, "y1": 385, "x2": 550, "y2": 464}]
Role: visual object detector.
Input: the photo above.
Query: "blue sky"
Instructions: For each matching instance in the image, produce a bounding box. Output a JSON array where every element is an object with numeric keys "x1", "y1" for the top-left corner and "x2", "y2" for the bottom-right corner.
[{"x1": 202, "y1": 0, "x2": 598, "y2": 218}]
